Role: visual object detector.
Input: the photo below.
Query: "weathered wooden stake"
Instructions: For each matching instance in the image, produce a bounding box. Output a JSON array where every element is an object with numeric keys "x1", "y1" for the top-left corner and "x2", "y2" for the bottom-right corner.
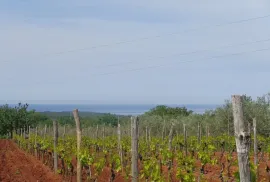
[
  {"x1": 117, "y1": 123, "x2": 121, "y2": 151},
  {"x1": 28, "y1": 126, "x2": 31, "y2": 151},
  {"x1": 63, "y1": 124, "x2": 66, "y2": 138},
  {"x1": 131, "y1": 116, "x2": 139, "y2": 182},
  {"x1": 162, "y1": 118, "x2": 166, "y2": 140},
  {"x1": 117, "y1": 123, "x2": 124, "y2": 173},
  {"x1": 96, "y1": 125, "x2": 99, "y2": 139},
  {"x1": 44, "y1": 124, "x2": 47, "y2": 138},
  {"x1": 232, "y1": 95, "x2": 251, "y2": 182},
  {"x1": 48, "y1": 125, "x2": 51, "y2": 136},
  {"x1": 29, "y1": 126, "x2": 31, "y2": 137},
  {"x1": 184, "y1": 124, "x2": 187, "y2": 156},
  {"x1": 253, "y1": 118, "x2": 257, "y2": 166},
  {"x1": 103, "y1": 124, "x2": 105, "y2": 139},
  {"x1": 53, "y1": 120, "x2": 58, "y2": 173},
  {"x1": 23, "y1": 127, "x2": 26, "y2": 139},
  {"x1": 145, "y1": 126, "x2": 149, "y2": 146},
  {"x1": 35, "y1": 127, "x2": 38, "y2": 157},
  {"x1": 73, "y1": 109, "x2": 82, "y2": 182},
  {"x1": 206, "y1": 125, "x2": 210, "y2": 138},
  {"x1": 148, "y1": 128, "x2": 151, "y2": 143},
  {"x1": 168, "y1": 122, "x2": 175, "y2": 151},
  {"x1": 248, "y1": 122, "x2": 251, "y2": 150},
  {"x1": 197, "y1": 122, "x2": 201, "y2": 144},
  {"x1": 228, "y1": 112, "x2": 230, "y2": 136}
]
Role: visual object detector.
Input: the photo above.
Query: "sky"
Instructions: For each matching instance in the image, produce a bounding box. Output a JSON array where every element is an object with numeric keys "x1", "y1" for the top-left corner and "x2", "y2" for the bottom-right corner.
[{"x1": 0, "y1": 0, "x2": 270, "y2": 105}]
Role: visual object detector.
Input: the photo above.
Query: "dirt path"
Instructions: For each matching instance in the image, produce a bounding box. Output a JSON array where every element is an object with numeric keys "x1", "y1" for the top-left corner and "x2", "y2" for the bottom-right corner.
[{"x1": 0, "y1": 139, "x2": 63, "y2": 182}]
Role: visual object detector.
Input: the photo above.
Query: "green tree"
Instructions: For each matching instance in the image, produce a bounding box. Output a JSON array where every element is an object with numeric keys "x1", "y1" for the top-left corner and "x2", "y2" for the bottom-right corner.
[
  {"x1": 98, "y1": 113, "x2": 118, "y2": 126},
  {"x1": 0, "y1": 103, "x2": 45, "y2": 138},
  {"x1": 146, "y1": 105, "x2": 193, "y2": 118}
]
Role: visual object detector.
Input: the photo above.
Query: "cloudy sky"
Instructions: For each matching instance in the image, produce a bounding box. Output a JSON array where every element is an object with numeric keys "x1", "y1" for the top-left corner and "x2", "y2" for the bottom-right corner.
[{"x1": 1, "y1": 0, "x2": 270, "y2": 104}]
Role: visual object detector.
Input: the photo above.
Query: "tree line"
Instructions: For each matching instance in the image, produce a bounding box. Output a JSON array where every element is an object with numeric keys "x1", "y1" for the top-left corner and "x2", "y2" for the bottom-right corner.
[
  {"x1": 0, "y1": 103, "x2": 122, "y2": 137},
  {"x1": 1, "y1": 92, "x2": 270, "y2": 138}
]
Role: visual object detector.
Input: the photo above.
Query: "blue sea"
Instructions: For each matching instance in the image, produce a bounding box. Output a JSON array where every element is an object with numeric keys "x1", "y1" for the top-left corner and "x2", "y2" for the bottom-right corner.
[{"x1": 18, "y1": 104, "x2": 220, "y2": 115}]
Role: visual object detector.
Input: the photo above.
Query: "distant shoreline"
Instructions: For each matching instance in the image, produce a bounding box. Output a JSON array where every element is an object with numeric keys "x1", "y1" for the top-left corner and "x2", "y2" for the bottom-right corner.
[{"x1": 1, "y1": 104, "x2": 220, "y2": 115}]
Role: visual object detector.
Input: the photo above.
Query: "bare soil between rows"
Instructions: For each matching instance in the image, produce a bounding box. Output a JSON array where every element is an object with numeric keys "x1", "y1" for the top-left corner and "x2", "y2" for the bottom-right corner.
[
  {"x1": 0, "y1": 139, "x2": 62, "y2": 182},
  {"x1": 2, "y1": 139, "x2": 270, "y2": 182}
]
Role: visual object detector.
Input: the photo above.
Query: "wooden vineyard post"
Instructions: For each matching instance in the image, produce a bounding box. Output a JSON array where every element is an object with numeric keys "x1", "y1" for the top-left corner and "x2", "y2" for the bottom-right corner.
[
  {"x1": 73, "y1": 109, "x2": 82, "y2": 182},
  {"x1": 206, "y1": 125, "x2": 210, "y2": 138},
  {"x1": 162, "y1": 118, "x2": 166, "y2": 140},
  {"x1": 145, "y1": 126, "x2": 148, "y2": 144},
  {"x1": 248, "y1": 122, "x2": 251, "y2": 150},
  {"x1": 102, "y1": 124, "x2": 105, "y2": 150},
  {"x1": 168, "y1": 122, "x2": 175, "y2": 151},
  {"x1": 29, "y1": 126, "x2": 31, "y2": 137},
  {"x1": 148, "y1": 128, "x2": 151, "y2": 143},
  {"x1": 131, "y1": 116, "x2": 139, "y2": 182},
  {"x1": 44, "y1": 124, "x2": 47, "y2": 138},
  {"x1": 53, "y1": 120, "x2": 59, "y2": 173},
  {"x1": 137, "y1": 125, "x2": 140, "y2": 138},
  {"x1": 197, "y1": 122, "x2": 201, "y2": 144},
  {"x1": 103, "y1": 124, "x2": 105, "y2": 139},
  {"x1": 253, "y1": 118, "x2": 257, "y2": 166},
  {"x1": 205, "y1": 125, "x2": 208, "y2": 138},
  {"x1": 23, "y1": 127, "x2": 26, "y2": 139},
  {"x1": 117, "y1": 123, "x2": 121, "y2": 152},
  {"x1": 20, "y1": 128, "x2": 23, "y2": 148},
  {"x1": 184, "y1": 124, "x2": 188, "y2": 156},
  {"x1": 96, "y1": 125, "x2": 99, "y2": 139},
  {"x1": 28, "y1": 126, "x2": 31, "y2": 152},
  {"x1": 231, "y1": 95, "x2": 251, "y2": 182},
  {"x1": 228, "y1": 112, "x2": 230, "y2": 136},
  {"x1": 117, "y1": 123, "x2": 124, "y2": 174},
  {"x1": 35, "y1": 127, "x2": 38, "y2": 157},
  {"x1": 63, "y1": 124, "x2": 66, "y2": 138}
]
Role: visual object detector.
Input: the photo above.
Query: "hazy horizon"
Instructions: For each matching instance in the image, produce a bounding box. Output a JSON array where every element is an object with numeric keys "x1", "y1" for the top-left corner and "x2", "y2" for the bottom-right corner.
[
  {"x1": 0, "y1": 103, "x2": 219, "y2": 115},
  {"x1": 0, "y1": 101, "x2": 221, "y2": 106}
]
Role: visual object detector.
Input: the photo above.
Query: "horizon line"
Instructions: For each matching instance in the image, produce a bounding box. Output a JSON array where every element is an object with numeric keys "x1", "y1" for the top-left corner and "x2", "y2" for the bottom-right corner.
[{"x1": 0, "y1": 102, "x2": 221, "y2": 106}]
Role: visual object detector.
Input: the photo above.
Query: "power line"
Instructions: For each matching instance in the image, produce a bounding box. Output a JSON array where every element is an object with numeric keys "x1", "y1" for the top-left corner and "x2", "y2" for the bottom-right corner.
[
  {"x1": 94, "y1": 37, "x2": 270, "y2": 69},
  {"x1": 5, "y1": 47, "x2": 270, "y2": 86},
  {"x1": 4, "y1": 47, "x2": 269, "y2": 86},
  {"x1": 20, "y1": 14, "x2": 270, "y2": 60},
  {"x1": 5, "y1": 48, "x2": 270, "y2": 86},
  {"x1": 91, "y1": 47, "x2": 270, "y2": 76}
]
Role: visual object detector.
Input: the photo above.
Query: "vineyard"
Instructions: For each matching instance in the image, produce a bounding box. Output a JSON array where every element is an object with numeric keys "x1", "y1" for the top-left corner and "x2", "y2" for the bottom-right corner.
[
  {"x1": 11, "y1": 120, "x2": 270, "y2": 181},
  {"x1": 1, "y1": 94, "x2": 270, "y2": 182}
]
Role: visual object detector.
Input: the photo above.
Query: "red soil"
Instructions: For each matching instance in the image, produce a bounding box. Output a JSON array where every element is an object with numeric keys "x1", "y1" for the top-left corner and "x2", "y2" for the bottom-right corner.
[
  {"x1": 0, "y1": 139, "x2": 62, "y2": 182},
  {"x1": 2, "y1": 139, "x2": 270, "y2": 182}
]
